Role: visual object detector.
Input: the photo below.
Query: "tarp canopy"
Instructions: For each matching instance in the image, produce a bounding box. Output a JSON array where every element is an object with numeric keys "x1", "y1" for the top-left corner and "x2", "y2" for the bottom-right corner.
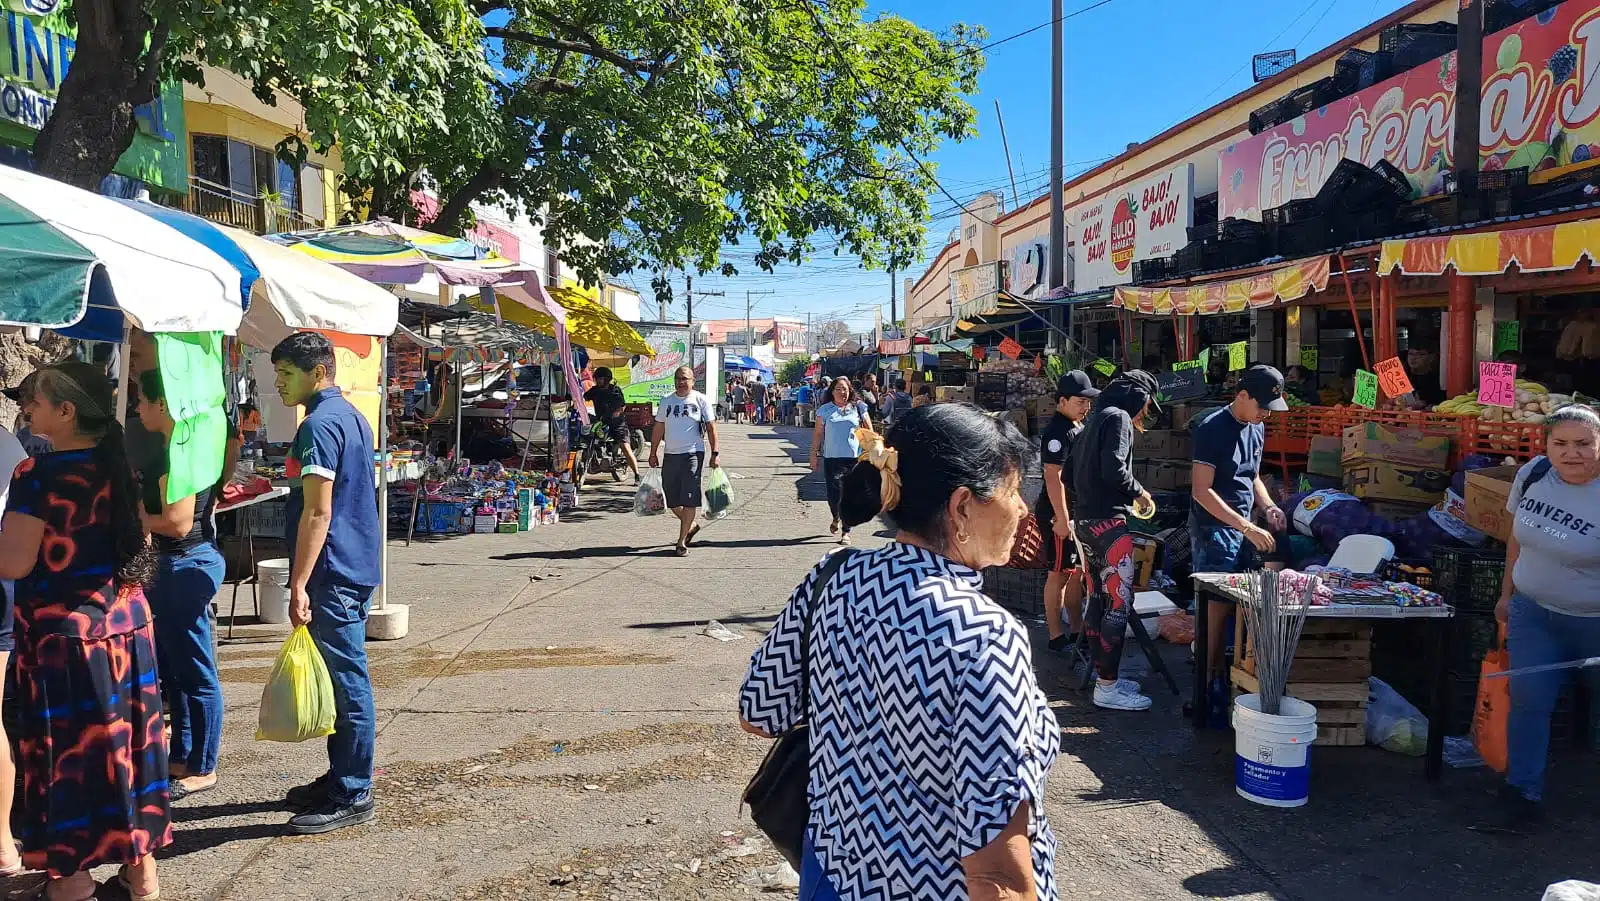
[
  {"x1": 269, "y1": 220, "x2": 538, "y2": 287},
  {"x1": 0, "y1": 164, "x2": 243, "y2": 339},
  {"x1": 724, "y1": 355, "x2": 769, "y2": 371},
  {"x1": 1115, "y1": 256, "x2": 1331, "y2": 315},
  {"x1": 123, "y1": 201, "x2": 399, "y2": 349},
  {"x1": 490, "y1": 284, "x2": 653, "y2": 356},
  {"x1": 1379, "y1": 218, "x2": 1600, "y2": 276}
]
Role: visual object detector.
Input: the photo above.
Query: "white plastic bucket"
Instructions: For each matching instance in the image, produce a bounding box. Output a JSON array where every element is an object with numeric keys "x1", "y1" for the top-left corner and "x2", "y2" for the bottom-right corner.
[
  {"x1": 1232, "y1": 694, "x2": 1318, "y2": 808},
  {"x1": 257, "y1": 559, "x2": 292, "y2": 625}
]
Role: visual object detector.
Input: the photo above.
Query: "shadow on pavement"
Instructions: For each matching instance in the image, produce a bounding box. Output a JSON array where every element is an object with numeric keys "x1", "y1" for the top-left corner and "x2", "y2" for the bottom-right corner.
[
  {"x1": 492, "y1": 545, "x2": 671, "y2": 560},
  {"x1": 627, "y1": 613, "x2": 780, "y2": 631},
  {"x1": 171, "y1": 800, "x2": 292, "y2": 823}
]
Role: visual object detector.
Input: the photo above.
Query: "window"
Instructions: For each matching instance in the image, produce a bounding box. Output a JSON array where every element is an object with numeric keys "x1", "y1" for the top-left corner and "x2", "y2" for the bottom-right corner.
[
  {"x1": 302, "y1": 164, "x2": 325, "y2": 221},
  {"x1": 275, "y1": 157, "x2": 300, "y2": 211},
  {"x1": 192, "y1": 135, "x2": 227, "y2": 187},
  {"x1": 545, "y1": 249, "x2": 560, "y2": 287}
]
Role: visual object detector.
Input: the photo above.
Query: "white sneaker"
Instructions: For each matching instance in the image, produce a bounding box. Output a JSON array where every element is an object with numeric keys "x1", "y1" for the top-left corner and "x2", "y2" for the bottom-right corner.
[{"x1": 1094, "y1": 680, "x2": 1153, "y2": 711}]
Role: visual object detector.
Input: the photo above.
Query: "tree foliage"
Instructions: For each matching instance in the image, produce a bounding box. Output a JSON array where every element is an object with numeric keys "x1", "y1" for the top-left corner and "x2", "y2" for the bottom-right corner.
[
  {"x1": 776, "y1": 357, "x2": 810, "y2": 384},
  {"x1": 34, "y1": 0, "x2": 483, "y2": 191},
  {"x1": 381, "y1": 0, "x2": 985, "y2": 292}
]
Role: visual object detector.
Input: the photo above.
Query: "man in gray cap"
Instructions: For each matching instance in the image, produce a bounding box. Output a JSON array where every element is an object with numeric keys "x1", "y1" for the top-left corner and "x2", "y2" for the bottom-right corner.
[
  {"x1": 1191, "y1": 364, "x2": 1291, "y2": 680},
  {"x1": 1035, "y1": 371, "x2": 1099, "y2": 652}
]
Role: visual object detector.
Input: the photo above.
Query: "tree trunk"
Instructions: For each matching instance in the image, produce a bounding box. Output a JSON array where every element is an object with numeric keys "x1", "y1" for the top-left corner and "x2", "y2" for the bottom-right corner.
[
  {"x1": 32, "y1": 16, "x2": 141, "y2": 190},
  {"x1": 430, "y1": 168, "x2": 504, "y2": 235}
]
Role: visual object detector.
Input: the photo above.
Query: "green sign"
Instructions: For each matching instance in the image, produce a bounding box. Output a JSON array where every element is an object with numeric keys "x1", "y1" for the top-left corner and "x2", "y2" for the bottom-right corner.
[
  {"x1": 1300, "y1": 347, "x2": 1319, "y2": 369},
  {"x1": 1228, "y1": 341, "x2": 1248, "y2": 371},
  {"x1": 1198, "y1": 347, "x2": 1210, "y2": 372},
  {"x1": 0, "y1": 8, "x2": 190, "y2": 193},
  {"x1": 1172, "y1": 359, "x2": 1202, "y2": 371},
  {"x1": 1494, "y1": 320, "x2": 1521, "y2": 355},
  {"x1": 1092, "y1": 358, "x2": 1117, "y2": 377},
  {"x1": 154, "y1": 332, "x2": 228, "y2": 504},
  {"x1": 1354, "y1": 369, "x2": 1379, "y2": 409},
  {"x1": 623, "y1": 324, "x2": 692, "y2": 402}
]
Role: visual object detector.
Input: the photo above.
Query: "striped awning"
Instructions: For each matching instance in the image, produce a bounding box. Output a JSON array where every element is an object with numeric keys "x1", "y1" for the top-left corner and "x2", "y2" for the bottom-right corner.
[
  {"x1": 1379, "y1": 218, "x2": 1600, "y2": 276},
  {"x1": 1115, "y1": 256, "x2": 1330, "y2": 315}
]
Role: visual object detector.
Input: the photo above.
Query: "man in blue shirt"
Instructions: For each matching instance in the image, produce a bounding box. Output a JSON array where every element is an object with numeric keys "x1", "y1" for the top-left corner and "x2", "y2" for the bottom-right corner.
[
  {"x1": 272, "y1": 332, "x2": 381, "y2": 835},
  {"x1": 1191, "y1": 364, "x2": 1289, "y2": 679}
]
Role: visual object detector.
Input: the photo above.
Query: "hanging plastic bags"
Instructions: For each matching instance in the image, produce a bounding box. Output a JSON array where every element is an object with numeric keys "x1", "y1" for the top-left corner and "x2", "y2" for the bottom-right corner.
[
  {"x1": 1366, "y1": 677, "x2": 1428, "y2": 756},
  {"x1": 635, "y1": 470, "x2": 667, "y2": 516},
  {"x1": 256, "y1": 626, "x2": 337, "y2": 743},
  {"x1": 705, "y1": 467, "x2": 734, "y2": 520},
  {"x1": 1474, "y1": 626, "x2": 1511, "y2": 773}
]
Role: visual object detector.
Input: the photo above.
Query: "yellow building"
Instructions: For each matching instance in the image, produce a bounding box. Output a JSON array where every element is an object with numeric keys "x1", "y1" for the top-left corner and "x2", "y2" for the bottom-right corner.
[{"x1": 177, "y1": 66, "x2": 346, "y2": 234}]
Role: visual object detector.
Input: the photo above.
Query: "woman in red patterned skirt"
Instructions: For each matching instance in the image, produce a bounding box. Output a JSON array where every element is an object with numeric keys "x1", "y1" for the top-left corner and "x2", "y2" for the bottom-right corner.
[{"x1": 0, "y1": 362, "x2": 170, "y2": 901}]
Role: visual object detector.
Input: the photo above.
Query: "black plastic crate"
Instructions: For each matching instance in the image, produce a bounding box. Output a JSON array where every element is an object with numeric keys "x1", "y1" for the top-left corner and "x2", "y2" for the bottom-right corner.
[
  {"x1": 1360, "y1": 50, "x2": 1395, "y2": 89},
  {"x1": 1273, "y1": 217, "x2": 1335, "y2": 256},
  {"x1": 1288, "y1": 78, "x2": 1336, "y2": 115},
  {"x1": 1217, "y1": 217, "x2": 1265, "y2": 241},
  {"x1": 1263, "y1": 198, "x2": 1320, "y2": 226},
  {"x1": 1380, "y1": 21, "x2": 1456, "y2": 54},
  {"x1": 1316, "y1": 158, "x2": 1405, "y2": 213},
  {"x1": 1249, "y1": 97, "x2": 1290, "y2": 134},
  {"x1": 1432, "y1": 545, "x2": 1507, "y2": 614},
  {"x1": 1193, "y1": 193, "x2": 1218, "y2": 226},
  {"x1": 1173, "y1": 242, "x2": 1208, "y2": 275},
  {"x1": 1394, "y1": 32, "x2": 1457, "y2": 72},
  {"x1": 1334, "y1": 49, "x2": 1371, "y2": 94},
  {"x1": 1331, "y1": 206, "x2": 1401, "y2": 244},
  {"x1": 1217, "y1": 233, "x2": 1267, "y2": 267},
  {"x1": 982, "y1": 566, "x2": 1047, "y2": 617},
  {"x1": 1486, "y1": 0, "x2": 1561, "y2": 32},
  {"x1": 1382, "y1": 559, "x2": 1435, "y2": 591},
  {"x1": 1132, "y1": 256, "x2": 1172, "y2": 284},
  {"x1": 1371, "y1": 159, "x2": 1415, "y2": 201}
]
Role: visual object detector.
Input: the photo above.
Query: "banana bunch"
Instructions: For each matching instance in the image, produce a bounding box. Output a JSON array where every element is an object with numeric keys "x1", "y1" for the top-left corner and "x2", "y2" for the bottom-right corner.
[{"x1": 1434, "y1": 381, "x2": 1573, "y2": 424}]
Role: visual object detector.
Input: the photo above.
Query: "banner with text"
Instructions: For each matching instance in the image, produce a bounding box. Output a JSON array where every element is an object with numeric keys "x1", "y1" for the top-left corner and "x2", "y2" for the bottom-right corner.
[
  {"x1": 625, "y1": 325, "x2": 692, "y2": 402},
  {"x1": 1219, "y1": 2, "x2": 1600, "y2": 220},
  {"x1": 1072, "y1": 163, "x2": 1195, "y2": 291}
]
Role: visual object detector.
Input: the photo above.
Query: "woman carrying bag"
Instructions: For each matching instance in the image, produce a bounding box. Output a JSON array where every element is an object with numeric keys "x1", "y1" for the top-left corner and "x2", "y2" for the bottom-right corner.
[
  {"x1": 809, "y1": 377, "x2": 873, "y2": 545},
  {"x1": 741, "y1": 404, "x2": 1060, "y2": 901}
]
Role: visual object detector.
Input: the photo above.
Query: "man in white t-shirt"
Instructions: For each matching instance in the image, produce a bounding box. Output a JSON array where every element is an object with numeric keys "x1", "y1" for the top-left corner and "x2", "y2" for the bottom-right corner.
[{"x1": 648, "y1": 366, "x2": 721, "y2": 556}]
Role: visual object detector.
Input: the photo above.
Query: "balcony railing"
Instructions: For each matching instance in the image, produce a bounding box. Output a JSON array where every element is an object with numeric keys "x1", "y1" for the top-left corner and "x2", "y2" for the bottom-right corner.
[{"x1": 154, "y1": 177, "x2": 323, "y2": 235}]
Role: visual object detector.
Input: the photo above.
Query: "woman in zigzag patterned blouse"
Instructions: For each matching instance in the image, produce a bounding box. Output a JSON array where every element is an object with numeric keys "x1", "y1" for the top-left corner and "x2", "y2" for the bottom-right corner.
[{"x1": 741, "y1": 404, "x2": 1060, "y2": 901}]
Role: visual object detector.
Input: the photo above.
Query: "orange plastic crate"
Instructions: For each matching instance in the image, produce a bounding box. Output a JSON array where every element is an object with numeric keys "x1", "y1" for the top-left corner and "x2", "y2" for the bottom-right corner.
[
  {"x1": 1468, "y1": 420, "x2": 1543, "y2": 462},
  {"x1": 1264, "y1": 406, "x2": 1349, "y2": 455}
]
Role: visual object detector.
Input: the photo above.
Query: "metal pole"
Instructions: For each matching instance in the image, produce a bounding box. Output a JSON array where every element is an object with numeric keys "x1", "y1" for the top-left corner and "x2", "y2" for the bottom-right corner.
[
  {"x1": 454, "y1": 359, "x2": 463, "y2": 463},
  {"x1": 995, "y1": 99, "x2": 1020, "y2": 209},
  {"x1": 1048, "y1": 0, "x2": 1066, "y2": 291},
  {"x1": 377, "y1": 336, "x2": 389, "y2": 610},
  {"x1": 890, "y1": 270, "x2": 898, "y2": 326},
  {"x1": 114, "y1": 321, "x2": 131, "y2": 425},
  {"x1": 687, "y1": 273, "x2": 693, "y2": 326},
  {"x1": 745, "y1": 290, "x2": 753, "y2": 357}
]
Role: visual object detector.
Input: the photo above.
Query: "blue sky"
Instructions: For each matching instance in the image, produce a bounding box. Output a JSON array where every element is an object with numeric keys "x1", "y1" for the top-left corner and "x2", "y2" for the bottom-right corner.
[{"x1": 666, "y1": 0, "x2": 1416, "y2": 332}]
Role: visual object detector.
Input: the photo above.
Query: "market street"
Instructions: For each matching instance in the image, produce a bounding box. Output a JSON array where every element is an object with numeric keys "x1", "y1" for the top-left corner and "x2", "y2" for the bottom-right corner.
[{"x1": 77, "y1": 424, "x2": 1598, "y2": 901}]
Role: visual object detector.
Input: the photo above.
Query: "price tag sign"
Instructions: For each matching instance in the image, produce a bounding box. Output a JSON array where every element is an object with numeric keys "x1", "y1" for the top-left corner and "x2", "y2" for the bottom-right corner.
[
  {"x1": 973, "y1": 346, "x2": 986, "y2": 362},
  {"x1": 998, "y1": 336, "x2": 1023, "y2": 359},
  {"x1": 1228, "y1": 341, "x2": 1248, "y2": 371},
  {"x1": 1374, "y1": 356, "x2": 1414, "y2": 398},
  {"x1": 1092, "y1": 358, "x2": 1117, "y2": 377},
  {"x1": 1198, "y1": 347, "x2": 1210, "y2": 372},
  {"x1": 1353, "y1": 369, "x2": 1379, "y2": 409},
  {"x1": 1033, "y1": 353, "x2": 1043, "y2": 374},
  {"x1": 1172, "y1": 359, "x2": 1203, "y2": 371},
  {"x1": 1494, "y1": 320, "x2": 1521, "y2": 355},
  {"x1": 1479, "y1": 361, "x2": 1517, "y2": 408},
  {"x1": 1300, "y1": 347, "x2": 1319, "y2": 369}
]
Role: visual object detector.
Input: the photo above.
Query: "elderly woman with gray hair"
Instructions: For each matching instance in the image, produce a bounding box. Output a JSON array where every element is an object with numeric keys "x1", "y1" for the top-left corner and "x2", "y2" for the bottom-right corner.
[{"x1": 1489, "y1": 404, "x2": 1600, "y2": 833}]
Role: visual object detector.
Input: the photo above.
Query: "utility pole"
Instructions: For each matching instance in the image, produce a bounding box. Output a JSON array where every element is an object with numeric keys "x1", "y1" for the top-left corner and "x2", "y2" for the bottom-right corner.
[
  {"x1": 1048, "y1": 0, "x2": 1065, "y2": 292},
  {"x1": 745, "y1": 290, "x2": 775, "y2": 357},
  {"x1": 686, "y1": 274, "x2": 724, "y2": 327},
  {"x1": 995, "y1": 100, "x2": 1021, "y2": 209},
  {"x1": 890, "y1": 270, "x2": 898, "y2": 329},
  {"x1": 1453, "y1": 0, "x2": 1484, "y2": 224}
]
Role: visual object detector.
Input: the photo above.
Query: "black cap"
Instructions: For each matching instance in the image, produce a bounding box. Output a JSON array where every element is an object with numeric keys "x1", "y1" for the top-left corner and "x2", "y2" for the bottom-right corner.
[
  {"x1": 1240, "y1": 364, "x2": 1290, "y2": 412},
  {"x1": 1120, "y1": 369, "x2": 1163, "y2": 413},
  {"x1": 1056, "y1": 370, "x2": 1101, "y2": 399}
]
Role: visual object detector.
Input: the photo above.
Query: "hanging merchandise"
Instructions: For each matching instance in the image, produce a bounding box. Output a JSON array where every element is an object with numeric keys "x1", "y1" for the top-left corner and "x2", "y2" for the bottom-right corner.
[{"x1": 154, "y1": 332, "x2": 229, "y2": 503}]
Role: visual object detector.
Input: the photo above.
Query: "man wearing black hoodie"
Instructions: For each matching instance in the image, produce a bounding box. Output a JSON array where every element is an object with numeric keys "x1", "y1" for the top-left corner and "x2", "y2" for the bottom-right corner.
[{"x1": 1072, "y1": 370, "x2": 1159, "y2": 712}]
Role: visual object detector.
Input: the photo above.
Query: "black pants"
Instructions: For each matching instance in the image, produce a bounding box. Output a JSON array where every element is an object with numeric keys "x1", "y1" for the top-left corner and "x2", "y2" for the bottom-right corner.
[{"x1": 823, "y1": 457, "x2": 855, "y2": 528}]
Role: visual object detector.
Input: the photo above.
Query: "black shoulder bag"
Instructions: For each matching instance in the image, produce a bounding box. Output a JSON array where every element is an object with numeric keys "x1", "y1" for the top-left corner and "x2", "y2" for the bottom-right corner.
[{"x1": 743, "y1": 548, "x2": 857, "y2": 868}]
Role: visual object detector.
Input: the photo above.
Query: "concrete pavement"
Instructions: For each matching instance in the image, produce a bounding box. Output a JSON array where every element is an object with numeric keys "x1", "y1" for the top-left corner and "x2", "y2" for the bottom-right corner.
[{"x1": 48, "y1": 424, "x2": 1596, "y2": 900}]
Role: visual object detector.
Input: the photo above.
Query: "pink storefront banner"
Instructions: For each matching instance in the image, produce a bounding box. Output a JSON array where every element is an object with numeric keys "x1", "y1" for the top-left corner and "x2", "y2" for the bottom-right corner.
[{"x1": 1219, "y1": 2, "x2": 1600, "y2": 221}]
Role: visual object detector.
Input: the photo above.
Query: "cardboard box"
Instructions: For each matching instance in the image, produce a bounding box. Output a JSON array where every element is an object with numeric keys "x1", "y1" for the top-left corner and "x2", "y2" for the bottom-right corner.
[
  {"x1": 1307, "y1": 436, "x2": 1342, "y2": 478},
  {"x1": 1342, "y1": 459, "x2": 1450, "y2": 505},
  {"x1": 935, "y1": 385, "x2": 974, "y2": 405},
  {"x1": 1135, "y1": 429, "x2": 1193, "y2": 461},
  {"x1": 1464, "y1": 465, "x2": 1522, "y2": 542},
  {"x1": 1148, "y1": 461, "x2": 1192, "y2": 492},
  {"x1": 1341, "y1": 422, "x2": 1450, "y2": 468}
]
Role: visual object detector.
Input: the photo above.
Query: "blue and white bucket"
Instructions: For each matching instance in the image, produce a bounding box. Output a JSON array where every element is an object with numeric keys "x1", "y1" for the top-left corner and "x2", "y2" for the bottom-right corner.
[{"x1": 1232, "y1": 694, "x2": 1318, "y2": 808}]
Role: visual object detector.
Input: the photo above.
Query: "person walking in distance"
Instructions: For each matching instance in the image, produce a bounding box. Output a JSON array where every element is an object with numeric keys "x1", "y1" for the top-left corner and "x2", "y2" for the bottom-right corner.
[
  {"x1": 1036, "y1": 371, "x2": 1099, "y2": 652},
  {"x1": 1190, "y1": 365, "x2": 1289, "y2": 680},
  {"x1": 1072, "y1": 370, "x2": 1160, "y2": 712},
  {"x1": 811, "y1": 376, "x2": 873, "y2": 544},
  {"x1": 649, "y1": 366, "x2": 721, "y2": 556},
  {"x1": 272, "y1": 333, "x2": 382, "y2": 835},
  {"x1": 751, "y1": 378, "x2": 769, "y2": 425},
  {"x1": 729, "y1": 379, "x2": 748, "y2": 424}
]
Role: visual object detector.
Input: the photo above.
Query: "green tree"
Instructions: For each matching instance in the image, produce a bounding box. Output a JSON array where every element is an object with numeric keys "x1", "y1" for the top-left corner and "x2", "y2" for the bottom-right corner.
[
  {"x1": 776, "y1": 357, "x2": 809, "y2": 385},
  {"x1": 33, "y1": 0, "x2": 484, "y2": 191},
  {"x1": 374, "y1": 0, "x2": 984, "y2": 289}
]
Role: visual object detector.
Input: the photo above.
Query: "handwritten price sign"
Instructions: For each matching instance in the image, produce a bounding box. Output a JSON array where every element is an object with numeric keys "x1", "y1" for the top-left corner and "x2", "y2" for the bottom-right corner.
[
  {"x1": 1092, "y1": 358, "x2": 1117, "y2": 377},
  {"x1": 998, "y1": 336, "x2": 1023, "y2": 359},
  {"x1": 1300, "y1": 347, "x2": 1319, "y2": 369},
  {"x1": 1478, "y1": 361, "x2": 1517, "y2": 408},
  {"x1": 1228, "y1": 341, "x2": 1248, "y2": 371},
  {"x1": 1374, "y1": 356, "x2": 1414, "y2": 398},
  {"x1": 1353, "y1": 370, "x2": 1378, "y2": 409}
]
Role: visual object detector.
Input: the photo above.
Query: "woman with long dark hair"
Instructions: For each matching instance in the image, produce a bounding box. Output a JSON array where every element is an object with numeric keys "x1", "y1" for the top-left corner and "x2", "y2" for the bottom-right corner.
[
  {"x1": 743, "y1": 404, "x2": 1059, "y2": 900},
  {"x1": 0, "y1": 362, "x2": 170, "y2": 901},
  {"x1": 137, "y1": 367, "x2": 227, "y2": 802},
  {"x1": 809, "y1": 376, "x2": 872, "y2": 544}
]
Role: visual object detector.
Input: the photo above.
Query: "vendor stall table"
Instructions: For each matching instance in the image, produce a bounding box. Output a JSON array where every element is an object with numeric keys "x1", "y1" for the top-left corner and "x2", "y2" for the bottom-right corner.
[
  {"x1": 213, "y1": 486, "x2": 291, "y2": 641},
  {"x1": 1191, "y1": 572, "x2": 1455, "y2": 782}
]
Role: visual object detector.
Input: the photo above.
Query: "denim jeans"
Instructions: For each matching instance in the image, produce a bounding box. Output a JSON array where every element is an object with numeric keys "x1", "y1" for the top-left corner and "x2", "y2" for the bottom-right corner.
[
  {"x1": 308, "y1": 580, "x2": 377, "y2": 804},
  {"x1": 1189, "y1": 514, "x2": 1259, "y2": 574},
  {"x1": 148, "y1": 542, "x2": 226, "y2": 774},
  {"x1": 1507, "y1": 594, "x2": 1600, "y2": 802}
]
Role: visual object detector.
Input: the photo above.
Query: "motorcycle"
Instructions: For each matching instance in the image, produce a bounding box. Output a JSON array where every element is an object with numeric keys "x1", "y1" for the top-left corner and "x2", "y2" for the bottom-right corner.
[{"x1": 573, "y1": 421, "x2": 639, "y2": 489}]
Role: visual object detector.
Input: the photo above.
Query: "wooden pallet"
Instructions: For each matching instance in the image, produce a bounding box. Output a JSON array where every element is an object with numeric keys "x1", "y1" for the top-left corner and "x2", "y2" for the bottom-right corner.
[{"x1": 1231, "y1": 618, "x2": 1374, "y2": 745}]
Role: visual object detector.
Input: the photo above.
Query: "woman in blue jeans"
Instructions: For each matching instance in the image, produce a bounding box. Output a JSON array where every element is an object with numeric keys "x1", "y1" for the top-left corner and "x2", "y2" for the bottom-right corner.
[
  {"x1": 137, "y1": 369, "x2": 227, "y2": 802},
  {"x1": 808, "y1": 377, "x2": 872, "y2": 545},
  {"x1": 1491, "y1": 404, "x2": 1600, "y2": 832}
]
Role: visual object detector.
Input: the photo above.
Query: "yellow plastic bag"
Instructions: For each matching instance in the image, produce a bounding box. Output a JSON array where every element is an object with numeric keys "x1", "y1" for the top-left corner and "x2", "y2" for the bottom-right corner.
[{"x1": 256, "y1": 626, "x2": 337, "y2": 742}]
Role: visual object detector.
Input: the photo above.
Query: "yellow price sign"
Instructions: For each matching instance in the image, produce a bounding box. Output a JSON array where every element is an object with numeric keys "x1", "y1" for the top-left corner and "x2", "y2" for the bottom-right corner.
[{"x1": 1228, "y1": 341, "x2": 1248, "y2": 371}]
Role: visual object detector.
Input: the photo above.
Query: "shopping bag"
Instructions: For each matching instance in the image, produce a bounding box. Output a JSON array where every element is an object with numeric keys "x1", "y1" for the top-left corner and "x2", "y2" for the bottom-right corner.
[
  {"x1": 705, "y1": 467, "x2": 734, "y2": 520},
  {"x1": 634, "y1": 470, "x2": 667, "y2": 516},
  {"x1": 1473, "y1": 626, "x2": 1511, "y2": 773},
  {"x1": 256, "y1": 626, "x2": 337, "y2": 743}
]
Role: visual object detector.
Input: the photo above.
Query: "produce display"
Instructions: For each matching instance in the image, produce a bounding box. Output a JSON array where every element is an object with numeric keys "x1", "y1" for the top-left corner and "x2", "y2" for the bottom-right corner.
[
  {"x1": 980, "y1": 358, "x2": 1053, "y2": 411},
  {"x1": 1434, "y1": 380, "x2": 1582, "y2": 423}
]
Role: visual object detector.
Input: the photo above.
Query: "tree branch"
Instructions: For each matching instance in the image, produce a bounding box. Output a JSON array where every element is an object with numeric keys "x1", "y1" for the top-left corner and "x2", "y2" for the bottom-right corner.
[
  {"x1": 130, "y1": 19, "x2": 169, "y2": 105},
  {"x1": 430, "y1": 166, "x2": 505, "y2": 235},
  {"x1": 486, "y1": 26, "x2": 663, "y2": 74}
]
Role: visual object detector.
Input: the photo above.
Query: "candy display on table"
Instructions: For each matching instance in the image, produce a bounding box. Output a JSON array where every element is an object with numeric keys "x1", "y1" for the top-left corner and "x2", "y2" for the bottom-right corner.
[{"x1": 1211, "y1": 567, "x2": 1444, "y2": 608}]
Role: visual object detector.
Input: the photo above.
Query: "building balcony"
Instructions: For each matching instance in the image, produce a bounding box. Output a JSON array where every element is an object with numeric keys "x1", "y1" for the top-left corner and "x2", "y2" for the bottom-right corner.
[{"x1": 154, "y1": 177, "x2": 323, "y2": 235}]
